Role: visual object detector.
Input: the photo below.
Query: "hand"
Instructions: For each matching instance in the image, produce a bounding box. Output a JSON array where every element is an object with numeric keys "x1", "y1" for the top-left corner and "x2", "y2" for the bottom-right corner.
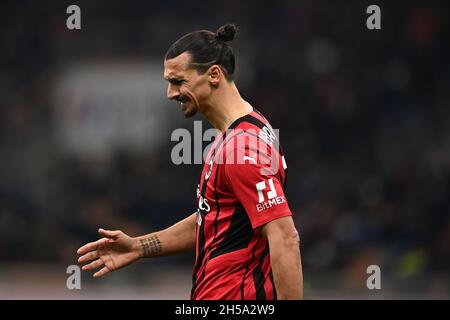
[{"x1": 77, "y1": 228, "x2": 141, "y2": 278}]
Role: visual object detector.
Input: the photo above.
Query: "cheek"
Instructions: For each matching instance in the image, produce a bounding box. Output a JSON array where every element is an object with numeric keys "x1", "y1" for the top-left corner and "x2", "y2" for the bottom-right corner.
[
  {"x1": 183, "y1": 76, "x2": 210, "y2": 101},
  {"x1": 192, "y1": 83, "x2": 211, "y2": 101},
  {"x1": 179, "y1": 84, "x2": 193, "y2": 97},
  {"x1": 181, "y1": 89, "x2": 195, "y2": 102},
  {"x1": 182, "y1": 87, "x2": 199, "y2": 102}
]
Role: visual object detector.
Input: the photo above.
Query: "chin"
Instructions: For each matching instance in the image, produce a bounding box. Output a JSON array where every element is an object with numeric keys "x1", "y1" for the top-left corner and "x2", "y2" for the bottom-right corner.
[{"x1": 183, "y1": 104, "x2": 198, "y2": 118}]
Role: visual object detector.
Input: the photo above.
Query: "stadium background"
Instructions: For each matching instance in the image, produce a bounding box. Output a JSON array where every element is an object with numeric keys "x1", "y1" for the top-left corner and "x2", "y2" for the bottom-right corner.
[{"x1": 1, "y1": 0, "x2": 449, "y2": 299}]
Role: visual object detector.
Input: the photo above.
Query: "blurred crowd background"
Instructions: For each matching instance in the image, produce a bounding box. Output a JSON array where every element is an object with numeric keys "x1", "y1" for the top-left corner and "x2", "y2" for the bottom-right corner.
[{"x1": 1, "y1": 0, "x2": 449, "y2": 299}]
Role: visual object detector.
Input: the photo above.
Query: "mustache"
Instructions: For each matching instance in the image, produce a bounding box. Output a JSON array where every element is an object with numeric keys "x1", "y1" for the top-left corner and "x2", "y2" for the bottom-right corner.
[{"x1": 176, "y1": 96, "x2": 189, "y2": 103}]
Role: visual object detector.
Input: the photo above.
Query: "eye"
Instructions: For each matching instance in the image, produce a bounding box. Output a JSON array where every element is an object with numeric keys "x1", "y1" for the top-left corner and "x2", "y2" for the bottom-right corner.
[{"x1": 170, "y1": 79, "x2": 184, "y2": 86}]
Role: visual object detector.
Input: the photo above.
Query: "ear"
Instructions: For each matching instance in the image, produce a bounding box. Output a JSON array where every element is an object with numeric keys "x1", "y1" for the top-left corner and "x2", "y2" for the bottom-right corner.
[{"x1": 208, "y1": 65, "x2": 222, "y2": 87}]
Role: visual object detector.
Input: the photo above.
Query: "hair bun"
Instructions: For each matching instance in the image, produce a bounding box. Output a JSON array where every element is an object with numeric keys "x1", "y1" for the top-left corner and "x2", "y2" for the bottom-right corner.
[{"x1": 216, "y1": 24, "x2": 237, "y2": 42}]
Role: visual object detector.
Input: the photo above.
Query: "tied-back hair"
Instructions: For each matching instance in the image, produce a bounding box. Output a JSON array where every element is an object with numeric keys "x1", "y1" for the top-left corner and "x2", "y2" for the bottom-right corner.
[{"x1": 165, "y1": 24, "x2": 237, "y2": 81}]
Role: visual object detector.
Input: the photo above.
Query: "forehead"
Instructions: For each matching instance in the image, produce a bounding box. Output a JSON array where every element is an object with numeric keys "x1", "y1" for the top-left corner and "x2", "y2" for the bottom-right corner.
[{"x1": 164, "y1": 52, "x2": 192, "y2": 79}]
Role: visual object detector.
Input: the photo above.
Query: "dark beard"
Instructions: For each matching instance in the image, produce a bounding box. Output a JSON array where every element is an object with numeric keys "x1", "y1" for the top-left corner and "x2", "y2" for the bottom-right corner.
[{"x1": 182, "y1": 103, "x2": 198, "y2": 118}]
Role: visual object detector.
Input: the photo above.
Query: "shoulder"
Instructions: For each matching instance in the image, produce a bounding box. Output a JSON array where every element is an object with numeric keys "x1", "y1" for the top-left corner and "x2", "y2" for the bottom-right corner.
[{"x1": 223, "y1": 111, "x2": 278, "y2": 153}]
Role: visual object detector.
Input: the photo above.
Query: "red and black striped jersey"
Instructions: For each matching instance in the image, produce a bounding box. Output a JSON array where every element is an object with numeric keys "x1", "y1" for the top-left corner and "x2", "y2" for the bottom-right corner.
[{"x1": 191, "y1": 109, "x2": 292, "y2": 300}]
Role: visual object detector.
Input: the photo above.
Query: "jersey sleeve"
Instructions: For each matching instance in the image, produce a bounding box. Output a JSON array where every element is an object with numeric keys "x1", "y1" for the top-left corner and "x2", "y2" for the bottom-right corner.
[{"x1": 223, "y1": 135, "x2": 292, "y2": 229}]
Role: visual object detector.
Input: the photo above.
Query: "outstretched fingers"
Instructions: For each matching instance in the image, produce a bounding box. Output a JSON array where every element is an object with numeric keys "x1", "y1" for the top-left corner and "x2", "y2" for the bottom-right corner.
[
  {"x1": 76, "y1": 231, "x2": 119, "y2": 278},
  {"x1": 78, "y1": 250, "x2": 99, "y2": 264},
  {"x1": 77, "y1": 238, "x2": 107, "y2": 256},
  {"x1": 98, "y1": 228, "x2": 121, "y2": 239},
  {"x1": 82, "y1": 258, "x2": 104, "y2": 271},
  {"x1": 93, "y1": 266, "x2": 110, "y2": 278}
]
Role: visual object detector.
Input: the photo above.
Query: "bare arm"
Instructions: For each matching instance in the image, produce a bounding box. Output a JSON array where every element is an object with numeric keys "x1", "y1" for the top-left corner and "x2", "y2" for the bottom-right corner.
[
  {"x1": 261, "y1": 216, "x2": 303, "y2": 300},
  {"x1": 137, "y1": 211, "x2": 197, "y2": 258},
  {"x1": 77, "y1": 212, "x2": 197, "y2": 277}
]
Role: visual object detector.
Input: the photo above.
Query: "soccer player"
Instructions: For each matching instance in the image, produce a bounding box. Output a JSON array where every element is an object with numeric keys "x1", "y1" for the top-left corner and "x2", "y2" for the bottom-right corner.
[{"x1": 77, "y1": 24, "x2": 303, "y2": 300}]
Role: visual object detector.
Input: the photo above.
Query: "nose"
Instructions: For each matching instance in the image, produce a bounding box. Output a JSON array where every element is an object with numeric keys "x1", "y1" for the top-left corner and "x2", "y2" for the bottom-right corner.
[{"x1": 167, "y1": 84, "x2": 180, "y2": 100}]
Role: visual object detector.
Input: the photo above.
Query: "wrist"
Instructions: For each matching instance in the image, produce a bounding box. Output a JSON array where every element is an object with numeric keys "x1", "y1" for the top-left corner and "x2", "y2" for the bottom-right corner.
[
  {"x1": 133, "y1": 237, "x2": 145, "y2": 259},
  {"x1": 135, "y1": 233, "x2": 163, "y2": 258}
]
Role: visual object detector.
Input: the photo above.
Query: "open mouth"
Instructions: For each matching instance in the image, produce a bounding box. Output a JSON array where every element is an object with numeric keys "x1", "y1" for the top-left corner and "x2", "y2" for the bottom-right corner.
[
  {"x1": 179, "y1": 98, "x2": 189, "y2": 111},
  {"x1": 178, "y1": 96, "x2": 189, "y2": 104},
  {"x1": 179, "y1": 97, "x2": 190, "y2": 111}
]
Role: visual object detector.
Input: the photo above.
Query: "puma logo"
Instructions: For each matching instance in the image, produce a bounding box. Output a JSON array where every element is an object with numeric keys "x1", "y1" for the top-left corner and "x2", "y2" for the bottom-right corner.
[{"x1": 243, "y1": 154, "x2": 257, "y2": 165}]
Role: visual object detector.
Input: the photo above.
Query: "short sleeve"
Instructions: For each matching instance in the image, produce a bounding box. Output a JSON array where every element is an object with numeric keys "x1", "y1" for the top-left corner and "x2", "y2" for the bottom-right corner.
[{"x1": 223, "y1": 141, "x2": 292, "y2": 229}]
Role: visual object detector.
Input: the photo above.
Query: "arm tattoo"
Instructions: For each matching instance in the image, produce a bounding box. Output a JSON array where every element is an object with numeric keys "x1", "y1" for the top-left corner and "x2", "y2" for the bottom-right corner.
[{"x1": 140, "y1": 235, "x2": 162, "y2": 257}]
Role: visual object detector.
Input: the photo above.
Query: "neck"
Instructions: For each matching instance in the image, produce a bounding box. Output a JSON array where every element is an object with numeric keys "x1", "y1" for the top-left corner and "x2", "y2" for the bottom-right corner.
[{"x1": 202, "y1": 82, "x2": 253, "y2": 132}]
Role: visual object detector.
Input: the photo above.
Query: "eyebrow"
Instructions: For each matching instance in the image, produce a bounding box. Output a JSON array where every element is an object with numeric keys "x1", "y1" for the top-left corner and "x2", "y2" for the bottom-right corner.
[
  {"x1": 165, "y1": 76, "x2": 184, "y2": 84},
  {"x1": 164, "y1": 73, "x2": 182, "y2": 79}
]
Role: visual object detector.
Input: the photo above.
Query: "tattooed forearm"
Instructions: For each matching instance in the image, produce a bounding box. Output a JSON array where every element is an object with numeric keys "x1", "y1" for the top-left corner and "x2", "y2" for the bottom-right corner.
[{"x1": 140, "y1": 235, "x2": 162, "y2": 257}]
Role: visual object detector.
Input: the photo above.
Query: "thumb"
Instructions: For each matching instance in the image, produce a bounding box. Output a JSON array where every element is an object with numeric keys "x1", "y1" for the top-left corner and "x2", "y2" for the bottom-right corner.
[{"x1": 98, "y1": 228, "x2": 121, "y2": 239}]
